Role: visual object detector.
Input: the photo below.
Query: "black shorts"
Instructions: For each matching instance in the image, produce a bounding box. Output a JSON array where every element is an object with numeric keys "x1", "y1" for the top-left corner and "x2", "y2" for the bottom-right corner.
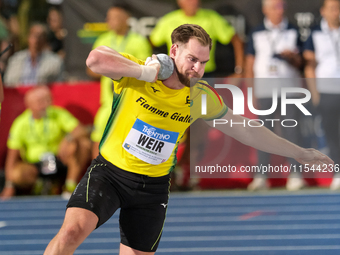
[{"x1": 67, "y1": 154, "x2": 171, "y2": 252}]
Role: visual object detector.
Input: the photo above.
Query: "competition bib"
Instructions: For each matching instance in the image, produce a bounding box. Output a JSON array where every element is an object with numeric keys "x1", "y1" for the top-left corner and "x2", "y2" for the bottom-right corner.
[{"x1": 123, "y1": 119, "x2": 179, "y2": 165}]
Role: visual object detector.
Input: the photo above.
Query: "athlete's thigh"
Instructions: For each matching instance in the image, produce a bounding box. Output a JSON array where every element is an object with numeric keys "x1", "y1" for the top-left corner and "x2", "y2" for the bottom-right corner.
[
  {"x1": 119, "y1": 196, "x2": 168, "y2": 252},
  {"x1": 67, "y1": 160, "x2": 122, "y2": 228}
]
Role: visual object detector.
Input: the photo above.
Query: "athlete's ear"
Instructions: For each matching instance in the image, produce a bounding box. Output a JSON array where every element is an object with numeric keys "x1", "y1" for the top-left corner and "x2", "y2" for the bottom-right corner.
[{"x1": 170, "y1": 44, "x2": 178, "y2": 58}]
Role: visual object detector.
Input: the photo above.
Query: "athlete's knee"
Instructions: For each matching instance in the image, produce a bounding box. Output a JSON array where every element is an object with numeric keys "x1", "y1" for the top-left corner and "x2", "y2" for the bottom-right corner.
[
  {"x1": 58, "y1": 223, "x2": 84, "y2": 247},
  {"x1": 57, "y1": 208, "x2": 98, "y2": 248}
]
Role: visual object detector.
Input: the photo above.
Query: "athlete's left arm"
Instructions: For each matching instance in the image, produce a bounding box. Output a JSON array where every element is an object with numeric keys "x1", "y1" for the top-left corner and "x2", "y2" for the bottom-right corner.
[{"x1": 206, "y1": 109, "x2": 333, "y2": 166}]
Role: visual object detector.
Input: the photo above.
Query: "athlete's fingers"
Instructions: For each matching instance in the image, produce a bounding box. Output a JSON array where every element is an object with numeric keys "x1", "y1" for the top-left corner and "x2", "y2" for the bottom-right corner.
[
  {"x1": 151, "y1": 54, "x2": 158, "y2": 61},
  {"x1": 144, "y1": 57, "x2": 152, "y2": 65}
]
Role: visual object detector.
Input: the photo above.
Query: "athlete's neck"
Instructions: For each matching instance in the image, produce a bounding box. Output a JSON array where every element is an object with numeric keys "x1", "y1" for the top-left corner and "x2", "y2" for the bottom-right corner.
[{"x1": 162, "y1": 72, "x2": 185, "y2": 90}]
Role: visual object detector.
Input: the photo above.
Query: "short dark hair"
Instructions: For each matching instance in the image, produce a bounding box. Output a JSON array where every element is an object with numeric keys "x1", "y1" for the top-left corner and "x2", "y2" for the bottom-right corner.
[{"x1": 171, "y1": 24, "x2": 212, "y2": 50}]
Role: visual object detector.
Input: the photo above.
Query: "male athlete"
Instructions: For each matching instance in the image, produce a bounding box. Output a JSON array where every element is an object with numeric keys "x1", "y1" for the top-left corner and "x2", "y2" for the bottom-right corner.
[{"x1": 44, "y1": 24, "x2": 333, "y2": 255}]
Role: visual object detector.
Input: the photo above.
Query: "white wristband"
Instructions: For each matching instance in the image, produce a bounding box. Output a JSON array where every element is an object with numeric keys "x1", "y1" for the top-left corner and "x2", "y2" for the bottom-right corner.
[{"x1": 137, "y1": 65, "x2": 158, "y2": 83}]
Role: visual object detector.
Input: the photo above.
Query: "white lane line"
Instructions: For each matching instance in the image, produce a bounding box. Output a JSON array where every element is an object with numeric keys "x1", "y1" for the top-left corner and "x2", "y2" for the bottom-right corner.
[
  {"x1": 0, "y1": 221, "x2": 6, "y2": 228},
  {"x1": 3, "y1": 234, "x2": 340, "y2": 245}
]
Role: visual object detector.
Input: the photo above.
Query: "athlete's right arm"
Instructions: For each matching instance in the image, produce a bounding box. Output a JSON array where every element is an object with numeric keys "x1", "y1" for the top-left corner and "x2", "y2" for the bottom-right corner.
[{"x1": 86, "y1": 46, "x2": 160, "y2": 82}]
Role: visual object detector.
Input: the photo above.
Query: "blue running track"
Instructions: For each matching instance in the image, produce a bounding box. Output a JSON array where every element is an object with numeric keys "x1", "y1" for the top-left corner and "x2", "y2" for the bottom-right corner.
[{"x1": 1, "y1": 190, "x2": 340, "y2": 255}]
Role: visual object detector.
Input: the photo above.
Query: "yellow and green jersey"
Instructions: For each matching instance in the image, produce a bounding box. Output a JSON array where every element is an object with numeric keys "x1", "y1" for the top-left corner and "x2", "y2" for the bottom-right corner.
[
  {"x1": 150, "y1": 8, "x2": 235, "y2": 73},
  {"x1": 99, "y1": 53, "x2": 228, "y2": 177},
  {"x1": 7, "y1": 106, "x2": 79, "y2": 163}
]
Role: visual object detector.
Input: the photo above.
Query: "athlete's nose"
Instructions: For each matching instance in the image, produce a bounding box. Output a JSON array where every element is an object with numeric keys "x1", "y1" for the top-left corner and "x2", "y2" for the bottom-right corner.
[{"x1": 193, "y1": 61, "x2": 203, "y2": 73}]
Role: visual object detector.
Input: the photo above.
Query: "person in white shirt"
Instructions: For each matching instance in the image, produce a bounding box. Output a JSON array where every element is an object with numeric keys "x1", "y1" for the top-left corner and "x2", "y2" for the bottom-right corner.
[
  {"x1": 245, "y1": 0, "x2": 305, "y2": 191},
  {"x1": 304, "y1": 0, "x2": 340, "y2": 190}
]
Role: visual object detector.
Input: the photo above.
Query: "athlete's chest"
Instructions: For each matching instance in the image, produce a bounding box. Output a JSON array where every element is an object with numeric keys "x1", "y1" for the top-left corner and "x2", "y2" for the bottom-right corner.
[{"x1": 120, "y1": 84, "x2": 193, "y2": 128}]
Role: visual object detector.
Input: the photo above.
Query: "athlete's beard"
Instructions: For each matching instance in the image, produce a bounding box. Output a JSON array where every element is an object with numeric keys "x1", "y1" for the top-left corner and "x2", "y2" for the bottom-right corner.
[{"x1": 175, "y1": 64, "x2": 200, "y2": 87}]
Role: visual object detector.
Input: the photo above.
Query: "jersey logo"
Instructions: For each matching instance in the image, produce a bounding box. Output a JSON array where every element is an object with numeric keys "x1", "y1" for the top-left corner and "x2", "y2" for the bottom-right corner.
[
  {"x1": 197, "y1": 81, "x2": 223, "y2": 107},
  {"x1": 151, "y1": 86, "x2": 160, "y2": 93},
  {"x1": 185, "y1": 96, "x2": 193, "y2": 107},
  {"x1": 161, "y1": 203, "x2": 168, "y2": 208}
]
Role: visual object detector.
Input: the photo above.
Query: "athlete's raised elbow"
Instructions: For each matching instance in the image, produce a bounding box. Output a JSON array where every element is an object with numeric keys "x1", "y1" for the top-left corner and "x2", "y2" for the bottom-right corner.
[{"x1": 86, "y1": 50, "x2": 101, "y2": 71}]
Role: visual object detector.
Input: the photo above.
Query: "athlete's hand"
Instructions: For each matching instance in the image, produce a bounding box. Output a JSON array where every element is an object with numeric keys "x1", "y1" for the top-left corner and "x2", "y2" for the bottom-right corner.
[
  {"x1": 294, "y1": 148, "x2": 334, "y2": 167},
  {"x1": 144, "y1": 54, "x2": 160, "y2": 82}
]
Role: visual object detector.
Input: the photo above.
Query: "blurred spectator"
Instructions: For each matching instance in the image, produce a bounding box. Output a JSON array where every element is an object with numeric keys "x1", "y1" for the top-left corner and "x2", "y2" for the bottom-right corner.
[
  {"x1": 46, "y1": 6, "x2": 66, "y2": 58},
  {"x1": 245, "y1": 0, "x2": 304, "y2": 191},
  {"x1": 87, "y1": 4, "x2": 152, "y2": 157},
  {"x1": 0, "y1": 14, "x2": 9, "y2": 49},
  {"x1": 149, "y1": 0, "x2": 244, "y2": 77},
  {"x1": 0, "y1": 86, "x2": 91, "y2": 200},
  {"x1": 4, "y1": 22, "x2": 64, "y2": 87},
  {"x1": 303, "y1": 0, "x2": 340, "y2": 190},
  {"x1": 17, "y1": 0, "x2": 49, "y2": 49},
  {"x1": 0, "y1": 0, "x2": 17, "y2": 74}
]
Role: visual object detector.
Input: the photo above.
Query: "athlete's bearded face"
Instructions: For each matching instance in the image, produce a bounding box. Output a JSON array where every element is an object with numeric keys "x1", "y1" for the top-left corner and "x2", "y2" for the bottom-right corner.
[{"x1": 170, "y1": 38, "x2": 210, "y2": 87}]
